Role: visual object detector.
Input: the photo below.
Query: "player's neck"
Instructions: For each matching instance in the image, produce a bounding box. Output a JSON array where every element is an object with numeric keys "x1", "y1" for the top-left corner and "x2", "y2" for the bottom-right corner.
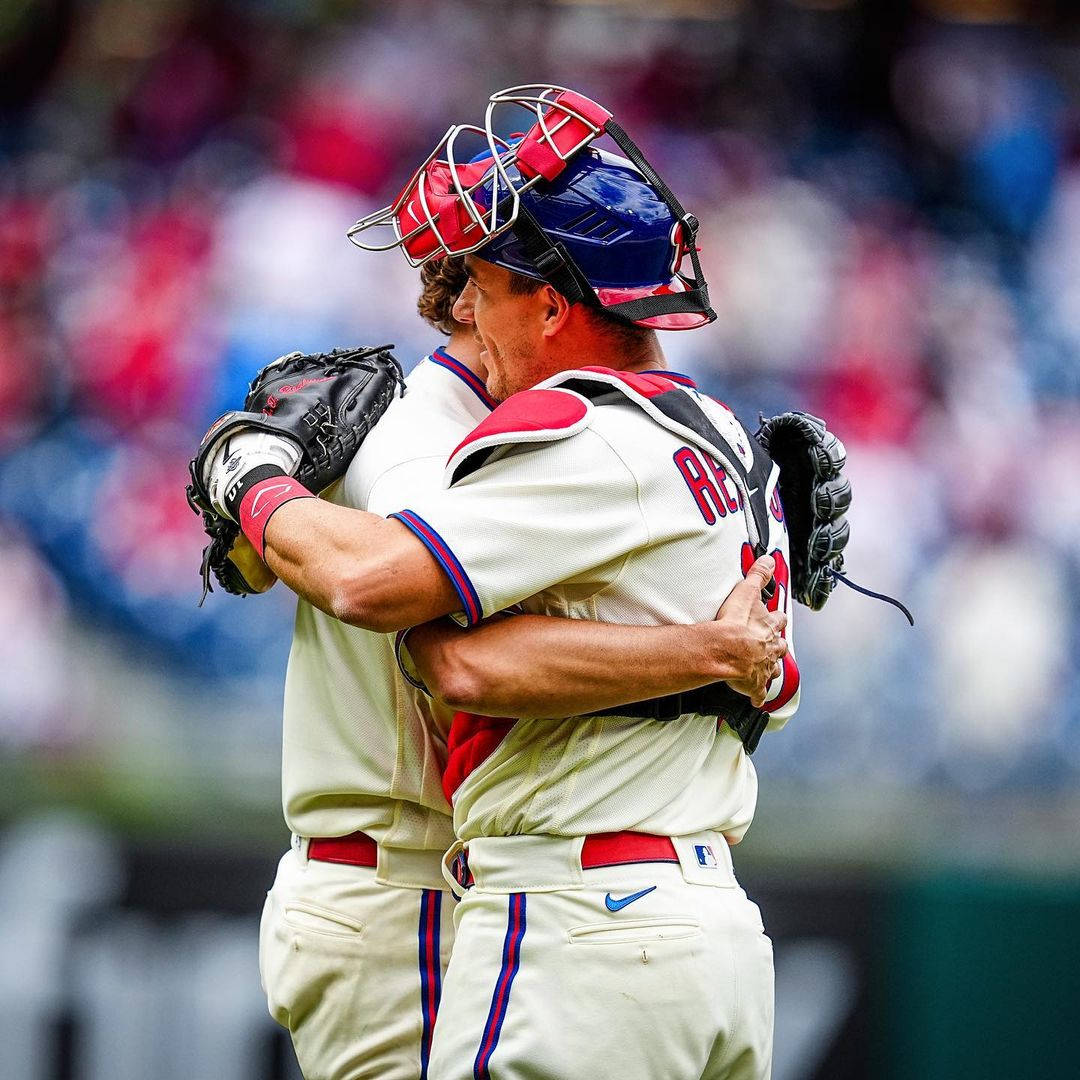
[
  {"x1": 621, "y1": 336, "x2": 666, "y2": 374},
  {"x1": 444, "y1": 326, "x2": 485, "y2": 376},
  {"x1": 592, "y1": 333, "x2": 666, "y2": 375}
]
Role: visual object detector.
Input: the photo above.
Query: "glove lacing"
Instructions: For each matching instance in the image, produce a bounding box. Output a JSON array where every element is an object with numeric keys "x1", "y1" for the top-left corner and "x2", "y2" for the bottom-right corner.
[{"x1": 828, "y1": 569, "x2": 914, "y2": 626}]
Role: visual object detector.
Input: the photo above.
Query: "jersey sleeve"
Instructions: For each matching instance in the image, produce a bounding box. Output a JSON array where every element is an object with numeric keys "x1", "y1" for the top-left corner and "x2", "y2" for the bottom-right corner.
[
  {"x1": 364, "y1": 455, "x2": 447, "y2": 517},
  {"x1": 389, "y1": 428, "x2": 649, "y2": 626}
]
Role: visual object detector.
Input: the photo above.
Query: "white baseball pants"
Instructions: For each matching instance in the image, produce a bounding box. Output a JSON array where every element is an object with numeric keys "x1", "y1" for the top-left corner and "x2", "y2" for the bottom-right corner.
[
  {"x1": 428, "y1": 832, "x2": 773, "y2": 1080},
  {"x1": 259, "y1": 844, "x2": 456, "y2": 1080}
]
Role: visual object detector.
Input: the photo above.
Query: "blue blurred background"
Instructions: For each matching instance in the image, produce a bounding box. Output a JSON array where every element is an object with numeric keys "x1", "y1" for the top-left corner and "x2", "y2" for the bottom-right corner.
[{"x1": 2, "y1": 0, "x2": 1079, "y2": 1077}]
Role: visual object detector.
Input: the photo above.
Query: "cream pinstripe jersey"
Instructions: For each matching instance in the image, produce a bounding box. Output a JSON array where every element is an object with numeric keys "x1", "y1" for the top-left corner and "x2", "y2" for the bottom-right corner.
[
  {"x1": 393, "y1": 369, "x2": 800, "y2": 845},
  {"x1": 280, "y1": 348, "x2": 495, "y2": 846}
]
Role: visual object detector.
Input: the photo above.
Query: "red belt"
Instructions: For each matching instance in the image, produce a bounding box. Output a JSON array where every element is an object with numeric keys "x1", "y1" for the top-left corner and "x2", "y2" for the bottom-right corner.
[
  {"x1": 451, "y1": 831, "x2": 679, "y2": 890},
  {"x1": 581, "y1": 831, "x2": 679, "y2": 868},
  {"x1": 306, "y1": 831, "x2": 378, "y2": 867}
]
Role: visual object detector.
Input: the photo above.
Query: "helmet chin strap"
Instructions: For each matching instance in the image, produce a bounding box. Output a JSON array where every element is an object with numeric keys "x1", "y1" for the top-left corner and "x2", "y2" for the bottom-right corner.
[{"x1": 500, "y1": 120, "x2": 717, "y2": 328}]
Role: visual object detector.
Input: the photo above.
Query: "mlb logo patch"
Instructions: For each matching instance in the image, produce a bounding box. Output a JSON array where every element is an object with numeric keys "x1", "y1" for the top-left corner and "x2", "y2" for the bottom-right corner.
[{"x1": 695, "y1": 844, "x2": 718, "y2": 869}]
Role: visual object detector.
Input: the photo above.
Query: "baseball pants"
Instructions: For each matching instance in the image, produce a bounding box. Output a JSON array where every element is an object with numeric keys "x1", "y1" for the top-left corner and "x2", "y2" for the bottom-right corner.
[
  {"x1": 259, "y1": 839, "x2": 455, "y2": 1080},
  {"x1": 427, "y1": 831, "x2": 773, "y2": 1080}
]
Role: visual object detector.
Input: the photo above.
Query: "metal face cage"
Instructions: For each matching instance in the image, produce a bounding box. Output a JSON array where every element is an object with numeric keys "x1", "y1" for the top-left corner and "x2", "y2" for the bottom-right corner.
[{"x1": 346, "y1": 84, "x2": 611, "y2": 266}]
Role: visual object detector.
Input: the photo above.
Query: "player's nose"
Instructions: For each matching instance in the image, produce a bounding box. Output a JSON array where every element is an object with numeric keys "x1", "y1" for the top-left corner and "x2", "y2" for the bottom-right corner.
[{"x1": 453, "y1": 282, "x2": 476, "y2": 325}]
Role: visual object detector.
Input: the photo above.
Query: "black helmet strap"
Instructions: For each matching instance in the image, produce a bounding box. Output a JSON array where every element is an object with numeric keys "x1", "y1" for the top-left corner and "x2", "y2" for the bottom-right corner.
[
  {"x1": 601, "y1": 119, "x2": 714, "y2": 324},
  {"x1": 507, "y1": 201, "x2": 595, "y2": 307}
]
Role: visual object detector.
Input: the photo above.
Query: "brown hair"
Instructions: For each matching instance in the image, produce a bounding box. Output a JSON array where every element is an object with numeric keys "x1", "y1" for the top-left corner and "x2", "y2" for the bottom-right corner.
[
  {"x1": 582, "y1": 305, "x2": 655, "y2": 364},
  {"x1": 417, "y1": 256, "x2": 469, "y2": 334}
]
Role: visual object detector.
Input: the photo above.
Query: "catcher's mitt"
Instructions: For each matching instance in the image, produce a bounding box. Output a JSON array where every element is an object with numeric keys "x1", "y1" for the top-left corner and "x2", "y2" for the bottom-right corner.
[
  {"x1": 755, "y1": 411, "x2": 851, "y2": 611},
  {"x1": 187, "y1": 344, "x2": 405, "y2": 602}
]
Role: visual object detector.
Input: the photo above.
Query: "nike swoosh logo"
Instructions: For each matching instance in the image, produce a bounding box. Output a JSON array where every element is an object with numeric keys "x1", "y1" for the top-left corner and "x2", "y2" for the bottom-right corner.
[
  {"x1": 604, "y1": 886, "x2": 657, "y2": 912},
  {"x1": 250, "y1": 483, "x2": 292, "y2": 517}
]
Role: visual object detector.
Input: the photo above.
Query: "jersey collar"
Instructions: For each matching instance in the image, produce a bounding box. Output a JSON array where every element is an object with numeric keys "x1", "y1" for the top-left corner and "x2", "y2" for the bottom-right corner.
[
  {"x1": 641, "y1": 368, "x2": 698, "y2": 389},
  {"x1": 429, "y1": 346, "x2": 498, "y2": 411},
  {"x1": 427, "y1": 357, "x2": 695, "y2": 408}
]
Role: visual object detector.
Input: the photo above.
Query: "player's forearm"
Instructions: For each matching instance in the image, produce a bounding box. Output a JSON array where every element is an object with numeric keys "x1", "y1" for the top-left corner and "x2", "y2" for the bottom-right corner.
[
  {"x1": 407, "y1": 615, "x2": 743, "y2": 719},
  {"x1": 261, "y1": 498, "x2": 457, "y2": 632}
]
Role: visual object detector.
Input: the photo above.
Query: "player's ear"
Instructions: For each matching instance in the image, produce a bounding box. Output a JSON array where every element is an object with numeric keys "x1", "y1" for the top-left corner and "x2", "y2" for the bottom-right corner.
[{"x1": 539, "y1": 284, "x2": 573, "y2": 338}]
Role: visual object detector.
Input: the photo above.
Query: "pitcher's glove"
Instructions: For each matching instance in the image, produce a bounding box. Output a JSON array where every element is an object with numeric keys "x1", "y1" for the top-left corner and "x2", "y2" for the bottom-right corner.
[
  {"x1": 186, "y1": 344, "x2": 405, "y2": 602},
  {"x1": 755, "y1": 411, "x2": 851, "y2": 610}
]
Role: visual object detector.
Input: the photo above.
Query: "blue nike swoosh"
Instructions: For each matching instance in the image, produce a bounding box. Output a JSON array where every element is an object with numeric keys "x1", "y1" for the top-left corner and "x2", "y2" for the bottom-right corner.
[{"x1": 605, "y1": 886, "x2": 657, "y2": 912}]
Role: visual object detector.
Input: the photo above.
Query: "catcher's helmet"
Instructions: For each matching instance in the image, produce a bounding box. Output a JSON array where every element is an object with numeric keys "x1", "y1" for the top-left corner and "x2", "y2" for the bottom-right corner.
[
  {"x1": 348, "y1": 84, "x2": 715, "y2": 331},
  {"x1": 471, "y1": 145, "x2": 709, "y2": 329}
]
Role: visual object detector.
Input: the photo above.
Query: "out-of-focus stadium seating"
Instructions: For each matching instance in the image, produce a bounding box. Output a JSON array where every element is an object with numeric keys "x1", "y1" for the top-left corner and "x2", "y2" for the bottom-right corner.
[{"x1": 2, "y1": 0, "x2": 1079, "y2": 818}]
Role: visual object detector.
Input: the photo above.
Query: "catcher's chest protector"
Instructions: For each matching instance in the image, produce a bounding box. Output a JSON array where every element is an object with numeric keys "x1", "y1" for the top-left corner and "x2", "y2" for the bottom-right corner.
[
  {"x1": 542, "y1": 367, "x2": 775, "y2": 558},
  {"x1": 446, "y1": 367, "x2": 773, "y2": 553},
  {"x1": 442, "y1": 366, "x2": 782, "y2": 751}
]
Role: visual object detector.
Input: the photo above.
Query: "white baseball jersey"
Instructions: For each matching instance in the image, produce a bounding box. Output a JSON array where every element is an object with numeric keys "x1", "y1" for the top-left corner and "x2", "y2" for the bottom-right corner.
[
  {"x1": 280, "y1": 347, "x2": 496, "y2": 847},
  {"x1": 393, "y1": 368, "x2": 800, "y2": 845}
]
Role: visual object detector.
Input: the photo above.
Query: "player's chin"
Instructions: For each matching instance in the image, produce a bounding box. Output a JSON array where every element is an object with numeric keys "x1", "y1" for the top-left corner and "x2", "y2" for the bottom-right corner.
[{"x1": 483, "y1": 361, "x2": 508, "y2": 400}]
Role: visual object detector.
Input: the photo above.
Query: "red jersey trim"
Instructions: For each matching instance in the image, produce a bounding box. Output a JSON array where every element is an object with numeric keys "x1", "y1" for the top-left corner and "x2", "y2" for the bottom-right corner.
[{"x1": 430, "y1": 347, "x2": 498, "y2": 410}]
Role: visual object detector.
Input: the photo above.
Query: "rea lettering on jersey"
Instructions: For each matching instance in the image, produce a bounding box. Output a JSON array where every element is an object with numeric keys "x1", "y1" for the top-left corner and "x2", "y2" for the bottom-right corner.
[{"x1": 673, "y1": 446, "x2": 741, "y2": 525}]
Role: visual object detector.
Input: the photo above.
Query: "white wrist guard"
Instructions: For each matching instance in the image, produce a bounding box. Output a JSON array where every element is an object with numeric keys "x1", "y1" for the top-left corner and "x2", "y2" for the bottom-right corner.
[{"x1": 204, "y1": 429, "x2": 302, "y2": 521}]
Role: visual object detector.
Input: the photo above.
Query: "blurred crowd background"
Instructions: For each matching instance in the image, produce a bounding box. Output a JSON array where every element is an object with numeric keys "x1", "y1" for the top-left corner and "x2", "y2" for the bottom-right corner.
[{"x1": 2, "y1": 1, "x2": 1079, "y2": 1077}]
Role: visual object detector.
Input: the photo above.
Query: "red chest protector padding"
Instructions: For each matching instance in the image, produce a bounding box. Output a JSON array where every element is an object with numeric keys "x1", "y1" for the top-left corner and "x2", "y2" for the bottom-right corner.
[
  {"x1": 446, "y1": 386, "x2": 592, "y2": 485},
  {"x1": 442, "y1": 713, "x2": 515, "y2": 802}
]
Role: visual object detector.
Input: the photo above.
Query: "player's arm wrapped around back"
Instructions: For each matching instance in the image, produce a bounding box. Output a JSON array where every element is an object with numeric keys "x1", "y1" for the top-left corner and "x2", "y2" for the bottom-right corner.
[
  {"x1": 755, "y1": 411, "x2": 851, "y2": 610},
  {"x1": 186, "y1": 344, "x2": 405, "y2": 602}
]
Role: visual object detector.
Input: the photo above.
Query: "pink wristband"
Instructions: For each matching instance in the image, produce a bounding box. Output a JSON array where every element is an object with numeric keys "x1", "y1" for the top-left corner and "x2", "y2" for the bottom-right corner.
[{"x1": 238, "y1": 476, "x2": 315, "y2": 559}]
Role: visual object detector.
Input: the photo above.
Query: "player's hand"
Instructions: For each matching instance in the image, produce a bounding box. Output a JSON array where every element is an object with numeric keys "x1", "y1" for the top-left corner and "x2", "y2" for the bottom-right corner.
[
  {"x1": 703, "y1": 555, "x2": 788, "y2": 707},
  {"x1": 227, "y1": 532, "x2": 278, "y2": 593}
]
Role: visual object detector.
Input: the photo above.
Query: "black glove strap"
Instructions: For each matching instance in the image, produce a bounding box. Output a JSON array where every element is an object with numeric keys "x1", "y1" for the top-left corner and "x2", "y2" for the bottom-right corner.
[{"x1": 831, "y1": 569, "x2": 915, "y2": 625}]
